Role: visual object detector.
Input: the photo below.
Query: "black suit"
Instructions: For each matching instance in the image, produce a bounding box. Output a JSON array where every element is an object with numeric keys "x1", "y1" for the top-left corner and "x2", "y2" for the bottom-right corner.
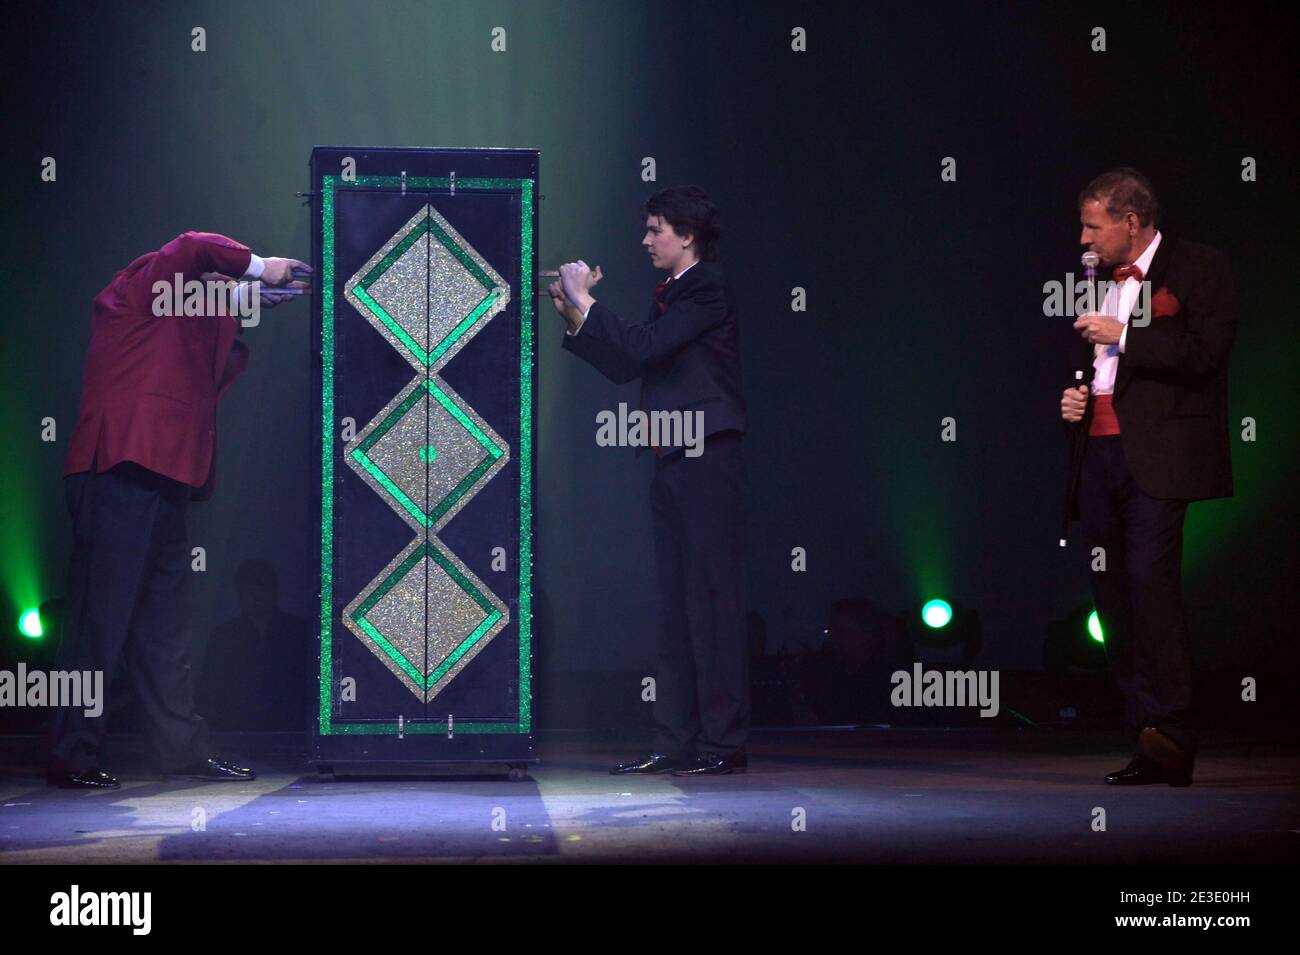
[
  {"x1": 562, "y1": 261, "x2": 746, "y2": 437},
  {"x1": 563, "y1": 260, "x2": 750, "y2": 757},
  {"x1": 1065, "y1": 236, "x2": 1238, "y2": 755}
]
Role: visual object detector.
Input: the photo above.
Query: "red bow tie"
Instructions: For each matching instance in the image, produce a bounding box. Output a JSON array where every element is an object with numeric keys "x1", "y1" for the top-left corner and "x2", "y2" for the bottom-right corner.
[{"x1": 1113, "y1": 264, "x2": 1144, "y2": 284}]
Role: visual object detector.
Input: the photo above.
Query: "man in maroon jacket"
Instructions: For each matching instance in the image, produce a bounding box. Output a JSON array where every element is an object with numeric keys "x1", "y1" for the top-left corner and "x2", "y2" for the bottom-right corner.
[{"x1": 49, "y1": 231, "x2": 309, "y2": 789}]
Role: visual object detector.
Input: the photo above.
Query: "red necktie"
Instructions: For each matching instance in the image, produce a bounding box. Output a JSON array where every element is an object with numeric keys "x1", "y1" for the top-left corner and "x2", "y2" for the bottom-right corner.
[
  {"x1": 1113, "y1": 264, "x2": 1144, "y2": 284},
  {"x1": 654, "y1": 276, "x2": 676, "y2": 314}
]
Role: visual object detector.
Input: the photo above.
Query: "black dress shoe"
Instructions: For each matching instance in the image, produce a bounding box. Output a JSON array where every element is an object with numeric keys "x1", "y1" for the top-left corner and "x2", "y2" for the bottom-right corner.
[
  {"x1": 1104, "y1": 754, "x2": 1192, "y2": 787},
  {"x1": 610, "y1": 753, "x2": 681, "y2": 775},
  {"x1": 169, "y1": 757, "x2": 256, "y2": 781},
  {"x1": 48, "y1": 769, "x2": 120, "y2": 790},
  {"x1": 673, "y1": 750, "x2": 748, "y2": 776}
]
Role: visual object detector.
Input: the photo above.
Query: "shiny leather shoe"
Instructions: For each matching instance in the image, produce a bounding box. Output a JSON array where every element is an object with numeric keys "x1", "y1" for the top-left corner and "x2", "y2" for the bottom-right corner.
[
  {"x1": 47, "y1": 769, "x2": 120, "y2": 790},
  {"x1": 610, "y1": 753, "x2": 681, "y2": 775},
  {"x1": 1105, "y1": 756, "x2": 1163, "y2": 785},
  {"x1": 170, "y1": 757, "x2": 256, "y2": 781},
  {"x1": 1104, "y1": 754, "x2": 1192, "y2": 787},
  {"x1": 673, "y1": 750, "x2": 748, "y2": 776},
  {"x1": 1138, "y1": 727, "x2": 1194, "y2": 786}
]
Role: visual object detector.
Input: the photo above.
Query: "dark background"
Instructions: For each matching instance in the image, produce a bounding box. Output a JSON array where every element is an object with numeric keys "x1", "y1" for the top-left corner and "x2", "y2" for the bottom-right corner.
[{"x1": 2, "y1": 1, "x2": 1296, "y2": 731}]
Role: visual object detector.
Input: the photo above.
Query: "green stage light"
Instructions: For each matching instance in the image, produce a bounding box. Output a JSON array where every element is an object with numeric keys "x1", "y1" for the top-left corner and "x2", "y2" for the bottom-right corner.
[
  {"x1": 921, "y1": 598, "x2": 953, "y2": 629},
  {"x1": 1087, "y1": 610, "x2": 1104, "y2": 643},
  {"x1": 19, "y1": 608, "x2": 43, "y2": 638}
]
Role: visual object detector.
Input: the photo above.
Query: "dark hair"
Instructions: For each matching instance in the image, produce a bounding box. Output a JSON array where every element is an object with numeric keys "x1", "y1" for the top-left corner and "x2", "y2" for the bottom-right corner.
[
  {"x1": 641, "y1": 185, "x2": 722, "y2": 261},
  {"x1": 1078, "y1": 167, "x2": 1159, "y2": 227}
]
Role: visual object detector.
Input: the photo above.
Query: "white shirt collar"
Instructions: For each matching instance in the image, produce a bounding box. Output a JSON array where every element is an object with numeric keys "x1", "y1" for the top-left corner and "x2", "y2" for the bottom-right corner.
[
  {"x1": 1130, "y1": 230, "x2": 1161, "y2": 276},
  {"x1": 672, "y1": 260, "x2": 699, "y2": 281}
]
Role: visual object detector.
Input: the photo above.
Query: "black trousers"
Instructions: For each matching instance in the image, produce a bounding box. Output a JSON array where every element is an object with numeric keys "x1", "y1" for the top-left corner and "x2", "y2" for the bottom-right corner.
[
  {"x1": 49, "y1": 462, "x2": 210, "y2": 773},
  {"x1": 1078, "y1": 435, "x2": 1196, "y2": 754},
  {"x1": 649, "y1": 430, "x2": 749, "y2": 757}
]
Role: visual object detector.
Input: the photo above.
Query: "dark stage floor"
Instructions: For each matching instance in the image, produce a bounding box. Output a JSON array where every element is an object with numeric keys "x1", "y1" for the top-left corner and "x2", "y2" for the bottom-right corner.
[{"x1": 1, "y1": 728, "x2": 1297, "y2": 863}]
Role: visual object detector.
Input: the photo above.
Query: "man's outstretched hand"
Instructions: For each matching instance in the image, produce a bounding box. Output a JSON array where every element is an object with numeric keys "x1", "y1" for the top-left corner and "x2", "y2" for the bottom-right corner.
[
  {"x1": 198, "y1": 268, "x2": 310, "y2": 310},
  {"x1": 262, "y1": 257, "x2": 311, "y2": 288},
  {"x1": 258, "y1": 257, "x2": 311, "y2": 307},
  {"x1": 548, "y1": 279, "x2": 586, "y2": 333},
  {"x1": 257, "y1": 280, "x2": 309, "y2": 308},
  {"x1": 558, "y1": 261, "x2": 601, "y2": 313}
]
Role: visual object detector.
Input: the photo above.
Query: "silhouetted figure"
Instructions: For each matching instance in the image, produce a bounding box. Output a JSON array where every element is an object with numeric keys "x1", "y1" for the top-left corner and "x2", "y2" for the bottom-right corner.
[
  {"x1": 200, "y1": 560, "x2": 313, "y2": 732},
  {"x1": 798, "y1": 599, "x2": 910, "y2": 724}
]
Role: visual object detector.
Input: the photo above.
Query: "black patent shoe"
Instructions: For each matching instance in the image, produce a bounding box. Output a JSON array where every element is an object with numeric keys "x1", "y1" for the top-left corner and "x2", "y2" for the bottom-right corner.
[
  {"x1": 48, "y1": 768, "x2": 120, "y2": 790},
  {"x1": 170, "y1": 757, "x2": 256, "y2": 781},
  {"x1": 672, "y1": 750, "x2": 748, "y2": 776},
  {"x1": 1104, "y1": 755, "x2": 1191, "y2": 787},
  {"x1": 610, "y1": 753, "x2": 681, "y2": 775}
]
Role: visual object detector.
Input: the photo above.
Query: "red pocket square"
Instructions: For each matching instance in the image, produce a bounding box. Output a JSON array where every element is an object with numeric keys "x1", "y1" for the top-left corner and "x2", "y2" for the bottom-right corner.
[{"x1": 1152, "y1": 287, "x2": 1181, "y2": 318}]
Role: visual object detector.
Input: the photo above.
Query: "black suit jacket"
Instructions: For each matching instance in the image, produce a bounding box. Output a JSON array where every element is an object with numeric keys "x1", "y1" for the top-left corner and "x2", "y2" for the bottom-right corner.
[
  {"x1": 1066, "y1": 236, "x2": 1238, "y2": 521},
  {"x1": 562, "y1": 260, "x2": 747, "y2": 443}
]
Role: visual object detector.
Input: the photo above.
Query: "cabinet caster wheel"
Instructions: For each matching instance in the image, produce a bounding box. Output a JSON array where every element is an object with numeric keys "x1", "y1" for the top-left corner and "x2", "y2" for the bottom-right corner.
[{"x1": 507, "y1": 764, "x2": 527, "y2": 782}]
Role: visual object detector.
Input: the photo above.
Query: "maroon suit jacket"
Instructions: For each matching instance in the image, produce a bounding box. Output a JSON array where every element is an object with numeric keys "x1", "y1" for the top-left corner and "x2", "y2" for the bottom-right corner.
[{"x1": 64, "y1": 231, "x2": 255, "y2": 500}]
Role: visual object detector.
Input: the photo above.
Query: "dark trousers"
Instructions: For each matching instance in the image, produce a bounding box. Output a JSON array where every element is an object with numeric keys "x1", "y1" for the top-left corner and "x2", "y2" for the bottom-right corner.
[
  {"x1": 49, "y1": 462, "x2": 210, "y2": 773},
  {"x1": 649, "y1": 430, "x2": 749, "y2": 757},
  {"x1": 1078, "y1": 435, "x2": 1196, "y2": 754}
]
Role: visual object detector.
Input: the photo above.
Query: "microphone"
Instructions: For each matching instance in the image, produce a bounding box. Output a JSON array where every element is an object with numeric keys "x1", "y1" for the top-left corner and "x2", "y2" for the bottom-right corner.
[
  {"x1": 1080, "y1": 251, "x2": 1100, "y2": 314},
  {"x1": 1073, "y1": 250, "x2": 1101, "y2": 387},
  {"x1": 1075, "y1": 251, "x2": 1101, "y2": 383}
]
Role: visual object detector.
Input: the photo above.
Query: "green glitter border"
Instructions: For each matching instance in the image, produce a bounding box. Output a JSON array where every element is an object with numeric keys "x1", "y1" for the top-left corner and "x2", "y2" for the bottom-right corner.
[{"x1": 319, "y1": 174, "x2": 534, "y2": 736}]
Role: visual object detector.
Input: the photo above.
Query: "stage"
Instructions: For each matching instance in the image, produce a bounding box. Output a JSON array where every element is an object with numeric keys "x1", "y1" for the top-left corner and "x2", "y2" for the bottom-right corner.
[{"x1": 3, "y1": 728, "x2": 1296, "y2": 864}]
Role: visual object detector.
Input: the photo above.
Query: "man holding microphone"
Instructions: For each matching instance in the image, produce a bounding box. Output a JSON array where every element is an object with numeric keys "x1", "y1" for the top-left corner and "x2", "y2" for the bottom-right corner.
[{"x1": 1061, "y1": 168, "x2": 1238, "y2": 787}]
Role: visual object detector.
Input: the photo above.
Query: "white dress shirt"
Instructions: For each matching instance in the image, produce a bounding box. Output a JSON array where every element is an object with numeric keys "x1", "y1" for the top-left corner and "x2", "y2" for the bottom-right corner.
[
  {"x1": 231, "y1": 253, "x2": 266, "y2": 312},
  {"x1": 1091, "y1": 231, "x2": 1161, "y2": 395}
]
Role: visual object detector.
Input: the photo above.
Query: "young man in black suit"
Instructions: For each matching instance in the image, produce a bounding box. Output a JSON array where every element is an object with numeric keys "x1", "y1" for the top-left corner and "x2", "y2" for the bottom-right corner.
[
  {"x1": 1062, "y1": 168, "x2": 1239, "y2": 786},
  {"x1": 549, "y1": 185, "x2": 750, "y2": 775}
]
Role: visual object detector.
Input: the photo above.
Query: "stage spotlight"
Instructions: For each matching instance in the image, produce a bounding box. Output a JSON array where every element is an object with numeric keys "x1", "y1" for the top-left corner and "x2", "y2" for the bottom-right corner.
[
  {"x1": 921, "y1": 598, "x2": 953, "y2": 629},
  {"x1": 1044, "y1": 604, "x2": 1107, "y2": 670},
  {"x1": 11, "y1": 600, "x2": 63, "y2": 664},
  {"x1": 907, "y1": 598, "x2": 982, "y2": 667},
  {"x1": 18, "y1": 608, "x2": 43, "y2": 639},
  {"x1": 1087, "y1": 610, "x2": 1104, "y2": 644},
  {"x1": 1042, "y1": 603, "x2": 1112, "y2": 720}
]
